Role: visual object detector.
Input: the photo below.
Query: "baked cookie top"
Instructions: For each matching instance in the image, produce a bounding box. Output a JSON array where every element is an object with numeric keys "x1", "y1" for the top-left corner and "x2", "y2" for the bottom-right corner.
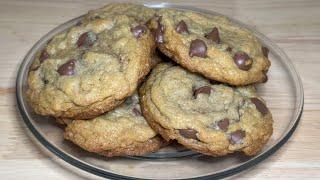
[
  {"x1": 148, "y1": 9, "x2": 270, "y2": 85},
  {"x1": 27, "y1": 4, "x2": 155, "y2": 119},
  {"x1": 140, "y1": 63, "x2": 273, "y2": 156},
  {"x1": 64, "y1": 93, "x2": 166, "y2": 157},
  {"x1": 83, "y1": 3, "x2": 156, "y2": 23}
]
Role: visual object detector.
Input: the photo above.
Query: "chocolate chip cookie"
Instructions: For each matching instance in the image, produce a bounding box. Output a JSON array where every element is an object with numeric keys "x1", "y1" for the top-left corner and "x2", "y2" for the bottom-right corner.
[
  {"x1": 147, "y1": 9, "x2": 270, "y2": 85},
  {"x1": 27, "y1": 4, "x2": 156, "y2": 119},
  {"x1": 140, "y1": 63, "x2": 273, "y2": 156},
  {"x1": 64, "y1": 93, "x2": 167, "y2": 157}
]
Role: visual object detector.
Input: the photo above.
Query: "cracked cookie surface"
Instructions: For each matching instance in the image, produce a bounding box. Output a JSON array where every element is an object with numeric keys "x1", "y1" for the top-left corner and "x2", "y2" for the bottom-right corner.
[
  {"x1": 64, "y1": 93, "x2": 167, "y2": 157},
  {"x1": 140, "y1": 63, "x2": 273, "y2": 156},
  {"x1": 27, "y1": 3, "x2": 156, "y2": 119},
  {"x1": 148, "y1": 9, "x2": 270, "y2": 85}
]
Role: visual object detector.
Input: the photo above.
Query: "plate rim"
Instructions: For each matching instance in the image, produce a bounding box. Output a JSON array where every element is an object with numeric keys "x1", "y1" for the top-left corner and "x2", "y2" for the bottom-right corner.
[{"x1": 16, "y1": 3, "x2": 304, "y2": 180}]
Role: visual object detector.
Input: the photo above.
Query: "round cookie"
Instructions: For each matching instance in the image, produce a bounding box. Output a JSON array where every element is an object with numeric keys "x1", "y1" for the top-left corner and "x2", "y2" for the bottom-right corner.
[
  {"x1": 64, "y1": 93, "x2": 167, "y2": 157},
  {"x1": 27, "y1": 4, "x2": 156, "y2": 119},
  {"x1": 140, "y1": 63, "x2": 273, "y2": 156},
  {"x1": 147, "y1": 9, "x2": 270, "y2": 85}
]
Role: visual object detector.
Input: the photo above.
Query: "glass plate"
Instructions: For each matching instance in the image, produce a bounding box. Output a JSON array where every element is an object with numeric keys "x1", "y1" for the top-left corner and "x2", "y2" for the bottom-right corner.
[{"x1": 16, "y1": 3, "x2": 304, "y2": 179}]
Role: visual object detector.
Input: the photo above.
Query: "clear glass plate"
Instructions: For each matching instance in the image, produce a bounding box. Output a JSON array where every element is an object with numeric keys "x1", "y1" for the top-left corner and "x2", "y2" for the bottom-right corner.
[{"x1": 16, "y1": 3, "x2": 304, "y2": 179}]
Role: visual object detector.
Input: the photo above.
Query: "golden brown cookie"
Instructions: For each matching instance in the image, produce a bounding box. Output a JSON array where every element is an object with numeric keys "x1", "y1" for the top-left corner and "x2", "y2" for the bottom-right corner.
[
  {"x1": 64, "y1": 93, "x2": 168, "y2": 157},
  {"x1": 147, "y1": 9, "x2": 270, "y2": 85},
  {"x1": 27, "y1": 4, "x2": 156, "y2": 119},
  {"x1": 140, "y1": 63, "x2": 273, "y2": 156}
]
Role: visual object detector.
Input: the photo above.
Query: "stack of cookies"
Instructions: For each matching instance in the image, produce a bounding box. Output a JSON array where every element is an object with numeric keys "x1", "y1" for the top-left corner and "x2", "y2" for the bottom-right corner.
[{"x1": 27, "y1": 3, "x2": 273, "y2": 157}]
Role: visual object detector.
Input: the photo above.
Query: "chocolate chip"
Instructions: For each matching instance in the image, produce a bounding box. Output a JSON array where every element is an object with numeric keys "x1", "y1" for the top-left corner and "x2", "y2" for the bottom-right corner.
[
  {"x1": 131, "y1": 25, "x2": 147, "y2": 38},
  {"x1": 262, "y1": 46, "x2": 269, "y2": 58},
  {"x1": 179, "y1": 129, "x2": 198, "y2": 140},
  {"x1": 39, "y1": 49, "x2": 49, "y2": 63},
  {"x1": 226, "y1": 47, "x2": 232, "y2": 52},
  {"x1": 217, "y1": 118, "x2": 229, "y2": 132},
  {"x1": 149, "y1": 16, "x2": 165, "y2": 44},
  {"x1": 250, "y1": 98, "x2": 268, "y2": 115},
  {"x1": 230, "y1": 130, "x2": 245, "y2": 144},
  {"x1": 189, "y1": 39, "x2": 207, "y2": 58},
  {"x1": 154, "y1": 24, "x2": 164, "y2": 43},
  {"x1": 233, "y1": 52, "x2": 252, "y2": 71},
  {"x1": 77, "y1": 32, "x2": 97, "y2": 48},
  {"x1": 205, "y1": 27, "x2": 220, "y2": 43},
  {"x1": 176, "y1": 20, "x2": 189, "y2": 34},
  {"x1": 132, "y1": 107, "x2": 141, "y2": 116},
  {"x1": 43, "y1": 80, "x2": 49, "y2": 84},
  {"x1": 57, "y1": 59, "x2": 76, "y2": 76},
  {"x1": 193, "y1": 86, "x2": 212, "y2": 98}
]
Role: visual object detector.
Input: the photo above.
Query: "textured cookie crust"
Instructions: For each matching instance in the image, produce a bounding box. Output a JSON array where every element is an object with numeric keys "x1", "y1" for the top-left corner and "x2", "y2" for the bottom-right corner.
[
  {"x1": 83, "y1": 3, "x2": 156, "y2": 23},
  {"x1": 148, "y1": 9, "x2": 270, "y2": 85},
  {"x1": 64, "y1": 93, "x2": 167, "y2": 157},
  {"x1": 140, "y1": 63, "x2": 273, "y2": 156},
  {"x1": 27, "y1": 4, "x2": 156, "y2": 119}
]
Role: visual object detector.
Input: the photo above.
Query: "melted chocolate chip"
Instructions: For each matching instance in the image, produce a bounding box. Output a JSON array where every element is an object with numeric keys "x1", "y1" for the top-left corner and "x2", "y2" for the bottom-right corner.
[
  {"x1": 131, "y1": 25, "x2": 147, "y2": 38},
  {"x1": 189, "y1": 39, "x2": 207, "y2": 58},
  {"x1": 77, "y1": 32, "x2": 97, "y2": 48},
  {"x1": 194, "y1": 86, "x2": 212, "y2": 98},
  {"x1": 39, "y1": 50, "x2": 49, "y2": 63},
  {"x1": 175, "y1": 20, "x2": 189, "y2": 34},
  {"x1": 217, "y1": 118, "x2": 229, "y2": 132},
  {"x1": 262, "y1": 46, "x2": 269, "y2": 58},
  {"x1": 132, "y1": 107, "x2": 141, "y2": 116},
  {"x1": 57, "y1": 59, "x2": 76, "y2": 76},
  {"x1": 149, "y1": 16, "x2": 165, "y2": 44},
  {"x1": 233, "y1": 52, "x2": 252, "y2": 71},
  {"x1": 251, "y1": 98, "x2": 268, "y2": 115},
  {"x1": 230, "y1": 130, "x2": 245, "y2": 144},
  {"x1": 43, "y1": 80, "x2": 49, "y2": 84},
  {"x1": 205, "y1": 27, "x2": 220, "y2": 43},
  {"x1": 179, "y1": 129, "x2": 198, "y2": 140},
  {"x1": 154, "y1": 24, "x2": 164, "y2": 43}
]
